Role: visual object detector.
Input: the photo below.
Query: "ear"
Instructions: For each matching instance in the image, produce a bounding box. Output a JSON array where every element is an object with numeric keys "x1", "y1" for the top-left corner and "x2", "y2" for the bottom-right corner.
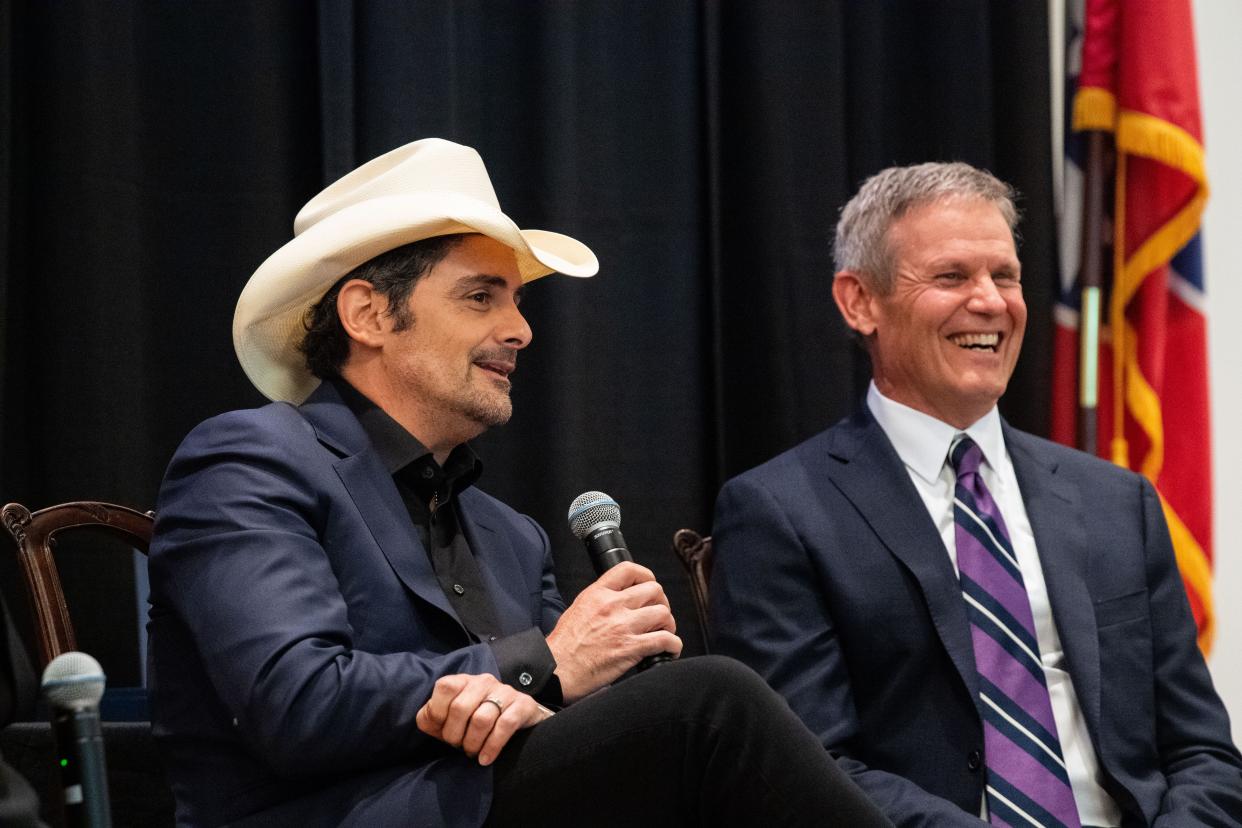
[
  {"x1": 831, "y1": 270, "x2": 878, "y2": 336},
  {"x1": 336, "y1": 279, "x2": 389, "y2": 348}
]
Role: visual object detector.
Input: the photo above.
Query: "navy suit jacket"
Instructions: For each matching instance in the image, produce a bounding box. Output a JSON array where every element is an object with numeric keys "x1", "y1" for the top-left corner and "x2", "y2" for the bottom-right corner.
[
  {"x1": 147, "y1": 382, "x2": 564, "y2": 827},
  {"x1": 710, "y1": 408, "x2": 1242, "y2": 827}
]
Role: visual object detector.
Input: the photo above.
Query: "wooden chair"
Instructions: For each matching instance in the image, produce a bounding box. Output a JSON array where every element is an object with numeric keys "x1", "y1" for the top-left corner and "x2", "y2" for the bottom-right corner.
[
  {"x1": 671, "y1": 528, "x2": 714, "y2": 653},
  {"x1": 1, "y1": 500, "x2": 174, "y2": 826},
  {"x1": 1, "y1": 501, "x2": 154, "y2": 668}
]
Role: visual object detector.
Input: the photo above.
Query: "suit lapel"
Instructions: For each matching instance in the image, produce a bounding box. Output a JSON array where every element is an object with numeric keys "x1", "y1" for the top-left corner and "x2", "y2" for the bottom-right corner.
[
  {"x1": 1005, "y1": 426, "x2": 1102, "y2": 740},
  {"x1": 821, "y1": 411, "x2": 980, "y2": 702},
  {"x1": 299, "y1": 383, "x2": 464, "y2": 628},
  {"x1": 457, "y1": 492, "x2": 531, "y2": 633}
]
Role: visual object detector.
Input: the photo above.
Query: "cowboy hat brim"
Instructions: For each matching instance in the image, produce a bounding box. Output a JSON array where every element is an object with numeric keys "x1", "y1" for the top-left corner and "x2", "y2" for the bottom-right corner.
[{"x1": 233, "y1": 190, "x2": 598, "y2": 403}]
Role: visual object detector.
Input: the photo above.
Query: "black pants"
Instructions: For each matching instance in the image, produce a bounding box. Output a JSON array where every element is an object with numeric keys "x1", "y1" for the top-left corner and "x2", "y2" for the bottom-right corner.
[{"x1": 486, "y1": 656, "x2": 891, "y2": 827}]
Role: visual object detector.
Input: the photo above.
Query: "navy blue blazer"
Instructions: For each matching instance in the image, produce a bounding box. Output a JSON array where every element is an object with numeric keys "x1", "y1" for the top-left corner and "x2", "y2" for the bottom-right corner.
[
  {"x1": 147, "y1": 382, "x2": 564, "y2": 827},
  {"x1": 710, "y1": 408, "x2": 1242, "y2": 827}
]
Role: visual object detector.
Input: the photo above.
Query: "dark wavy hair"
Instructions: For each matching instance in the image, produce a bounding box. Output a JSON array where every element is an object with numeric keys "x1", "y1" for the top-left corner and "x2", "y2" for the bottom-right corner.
[{"x1": 299, "y1": 233, "x2": 468, "y2": 379}]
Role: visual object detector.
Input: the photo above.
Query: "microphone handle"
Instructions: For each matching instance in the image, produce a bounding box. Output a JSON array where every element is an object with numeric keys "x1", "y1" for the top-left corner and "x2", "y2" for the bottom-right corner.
[
  {"x1": 583, "y1": 526, "x2": 672, "y2": 671},
  {"x1": 639, "y1": 652, "x2": 674, "y2": 670},
  {"x1": 52, "y1": 706, "x2": 112, "y2": 828}
]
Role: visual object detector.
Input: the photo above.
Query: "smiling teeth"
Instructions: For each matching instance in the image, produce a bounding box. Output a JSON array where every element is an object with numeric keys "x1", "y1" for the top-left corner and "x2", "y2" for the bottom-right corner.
[
  {"x1": 478, "y1": 362, "x2": 513, "y2": 376},
  {"x1": 951, "y1": 333, "x2": 999, "y2": 349}
]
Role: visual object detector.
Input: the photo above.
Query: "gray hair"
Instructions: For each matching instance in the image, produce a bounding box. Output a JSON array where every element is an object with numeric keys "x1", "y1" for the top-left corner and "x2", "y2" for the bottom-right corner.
[{"x1": 833, "y1": 162, "x2": 1019, "y2": 293}]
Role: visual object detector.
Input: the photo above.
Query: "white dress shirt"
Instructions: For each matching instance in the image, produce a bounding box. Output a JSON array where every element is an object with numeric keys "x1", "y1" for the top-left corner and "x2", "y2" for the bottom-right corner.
[{"x1": 867, "y1": 383, "x2": 1121, "y2": 826}]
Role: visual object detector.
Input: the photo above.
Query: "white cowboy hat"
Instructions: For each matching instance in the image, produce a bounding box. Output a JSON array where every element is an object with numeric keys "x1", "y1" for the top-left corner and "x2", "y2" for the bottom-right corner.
[{"x1": 232, "y1": 138, "x2": 599, "y2": 403}]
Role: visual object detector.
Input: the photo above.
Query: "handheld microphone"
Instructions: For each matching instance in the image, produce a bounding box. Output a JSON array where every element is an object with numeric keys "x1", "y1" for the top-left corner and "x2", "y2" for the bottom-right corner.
[
  {"x1": 42, "y1": 652, "x2": 112, "y2": 828},
  {"x1": 567, "y1": 491, "x2": 672, "y2": 670}
]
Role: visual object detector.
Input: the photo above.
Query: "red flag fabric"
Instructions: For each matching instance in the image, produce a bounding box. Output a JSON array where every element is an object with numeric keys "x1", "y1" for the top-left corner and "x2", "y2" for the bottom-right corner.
[{"x1": 1054, "y1": 0, "x2": 1213, "y2": 652}]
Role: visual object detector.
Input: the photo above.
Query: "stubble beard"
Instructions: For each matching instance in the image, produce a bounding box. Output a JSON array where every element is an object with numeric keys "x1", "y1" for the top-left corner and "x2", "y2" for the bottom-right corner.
[
  {"x1": 460, "y1": 346, "x2": 516, "y2": 428},
  {"x1": 461, "y1": 380, "x2": 513, "y2": 428}
]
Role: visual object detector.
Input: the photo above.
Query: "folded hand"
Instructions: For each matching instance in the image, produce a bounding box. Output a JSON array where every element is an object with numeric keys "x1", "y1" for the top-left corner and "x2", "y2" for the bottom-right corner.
[{"x1": 416, "y1": 673, "x2": 554, "y2": 766}]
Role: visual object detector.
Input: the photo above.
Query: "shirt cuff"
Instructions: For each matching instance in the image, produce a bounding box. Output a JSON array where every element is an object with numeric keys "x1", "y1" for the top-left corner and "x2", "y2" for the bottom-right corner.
[{"x1": 488, "y1": 627, "x2": 563, "y2": 707}]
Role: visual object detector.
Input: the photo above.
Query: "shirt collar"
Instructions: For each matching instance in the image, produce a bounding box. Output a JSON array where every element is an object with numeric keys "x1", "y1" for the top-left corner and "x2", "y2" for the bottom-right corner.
[
  {"x1": 328, "y1": 376, "x2": 482, "y2": 490},
  {"x1": 866, "y1": 381, "x2": 1004, "y2": 482}
]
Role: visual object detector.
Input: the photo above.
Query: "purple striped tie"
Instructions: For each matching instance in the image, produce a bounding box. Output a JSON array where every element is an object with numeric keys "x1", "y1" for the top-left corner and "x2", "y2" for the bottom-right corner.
[{"x1": 951, "y1": 437, "x2": 1081, "y2": 828}]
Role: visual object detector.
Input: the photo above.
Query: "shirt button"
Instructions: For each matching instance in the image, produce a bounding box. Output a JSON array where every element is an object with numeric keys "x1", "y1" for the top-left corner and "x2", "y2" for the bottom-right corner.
[
  {"x1": 453, "y1": 583, "x2": 465, "y2": 595},
  {"x1": 518, "y1": 672, "x2": 533, "y2": 686},
  {"x1": 421, "y1": 467, "x2": 434, "y2": 479},
  {"x1": 232, "y1": 717, "x2": 239, "y2": 728},
  {"x1": 967, "y1": 749, "x2": 983, "y2": 771}
]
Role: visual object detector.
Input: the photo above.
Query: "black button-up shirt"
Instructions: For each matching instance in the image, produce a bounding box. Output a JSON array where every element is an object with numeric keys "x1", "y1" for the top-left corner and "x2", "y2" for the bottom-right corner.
[{"x1": 330, "y1": 378, "x2": 561, "y2": 705}]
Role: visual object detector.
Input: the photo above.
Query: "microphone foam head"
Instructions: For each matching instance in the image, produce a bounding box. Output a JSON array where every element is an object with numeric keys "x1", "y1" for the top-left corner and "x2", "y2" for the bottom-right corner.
[
  {"x1": 41, "y1": 651, "x2": 106, "y2": 710},
  {"x1": 568, "y1": 491, "x2": 621, "y2": 539}
]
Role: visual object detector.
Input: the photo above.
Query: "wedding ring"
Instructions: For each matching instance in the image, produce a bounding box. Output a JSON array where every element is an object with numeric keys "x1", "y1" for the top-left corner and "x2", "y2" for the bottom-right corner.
[{"x1": 481, "y1": 697, "x2": 504, "y2": 714}]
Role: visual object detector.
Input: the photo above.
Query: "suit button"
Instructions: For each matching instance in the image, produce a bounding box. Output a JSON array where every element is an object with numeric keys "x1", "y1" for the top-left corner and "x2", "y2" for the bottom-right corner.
[
  {"x1": 518, "y1": 672, "x2": 533, "y2": 686},
  {"x1": 453, "y1": 583, "x2": 465, "y2": 595},
  {"x1": 967, "y1": 750, "x2": 983, "y2": 771}
]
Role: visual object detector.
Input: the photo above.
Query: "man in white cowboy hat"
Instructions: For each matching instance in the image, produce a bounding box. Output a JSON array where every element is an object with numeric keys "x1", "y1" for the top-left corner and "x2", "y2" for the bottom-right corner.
[{"x1": 146, "y1": 138, "x2": 890, "y2": 827}]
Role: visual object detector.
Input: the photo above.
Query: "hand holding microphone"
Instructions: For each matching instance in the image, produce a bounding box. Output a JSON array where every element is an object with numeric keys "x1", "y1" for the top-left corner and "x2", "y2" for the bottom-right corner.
[
  {"x1": 568, "y1": 491, "x2": 674, "y2": 671},
  {"x1": 544, "y1": 491, "x2": 681, "y2": 702}
]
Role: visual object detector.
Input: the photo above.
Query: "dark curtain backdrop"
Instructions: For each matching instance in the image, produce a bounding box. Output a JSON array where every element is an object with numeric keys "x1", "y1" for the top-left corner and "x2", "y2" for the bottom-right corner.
[{"x1": 0, "y1": 1, "x2": 1055, "y2": 685}]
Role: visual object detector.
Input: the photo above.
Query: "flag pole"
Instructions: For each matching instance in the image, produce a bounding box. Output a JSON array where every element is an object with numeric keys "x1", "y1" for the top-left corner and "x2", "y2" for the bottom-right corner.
[{"x1": 1075, "y1": 128, "x2": 1109, "y2": 456}]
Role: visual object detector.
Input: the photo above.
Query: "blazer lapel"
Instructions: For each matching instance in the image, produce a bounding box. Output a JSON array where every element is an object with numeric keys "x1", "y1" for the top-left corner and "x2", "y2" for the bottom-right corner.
[
  {"x1": 822, "y1": 411, "x2": 980, "y2": 702},
  {"x1": 299, "y1": 383, "x2": 464, "y2": 627},
  {"x1": 456, "y1": 492, "x2": 531, "y2": 633},
  {"x1": 1006, "y1": 426, "x2": 1102, "y2": 740}
]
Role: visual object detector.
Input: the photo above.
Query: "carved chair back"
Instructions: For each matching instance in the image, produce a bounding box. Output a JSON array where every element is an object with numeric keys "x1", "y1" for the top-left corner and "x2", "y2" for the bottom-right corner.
[
  {"x1": 1, "y1": 501, "x2": 154, "y2": 668},
  {"x1": 671, "y1": 528, "x2": 715, "y2": 654}
]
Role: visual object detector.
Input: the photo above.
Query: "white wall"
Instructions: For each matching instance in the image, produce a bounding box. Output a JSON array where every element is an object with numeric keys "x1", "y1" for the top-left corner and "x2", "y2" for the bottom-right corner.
[{"x1": 1195, "y1": 0, "x2": 1242, "y2": 744}]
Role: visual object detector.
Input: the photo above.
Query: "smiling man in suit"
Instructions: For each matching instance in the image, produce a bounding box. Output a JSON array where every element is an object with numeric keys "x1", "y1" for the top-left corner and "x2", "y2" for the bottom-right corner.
[
  {"x1": 146, "y1": 138, "x2": 889, "y2": 828},
  {"x1": 709, "y1": 162, "x2": 1242, "y2": 827}
]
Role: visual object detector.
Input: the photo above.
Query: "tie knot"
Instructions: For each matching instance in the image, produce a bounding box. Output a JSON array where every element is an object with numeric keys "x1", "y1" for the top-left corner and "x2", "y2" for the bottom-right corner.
[{"x1": 950, "y1": 436, "x2": 983, "y2": 479}]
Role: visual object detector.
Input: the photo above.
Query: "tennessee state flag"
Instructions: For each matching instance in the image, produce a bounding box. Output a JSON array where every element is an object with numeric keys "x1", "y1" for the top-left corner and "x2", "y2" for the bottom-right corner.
[{"x1": 1051, "y1": 0, "x2": 1213, "y2": 652}]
